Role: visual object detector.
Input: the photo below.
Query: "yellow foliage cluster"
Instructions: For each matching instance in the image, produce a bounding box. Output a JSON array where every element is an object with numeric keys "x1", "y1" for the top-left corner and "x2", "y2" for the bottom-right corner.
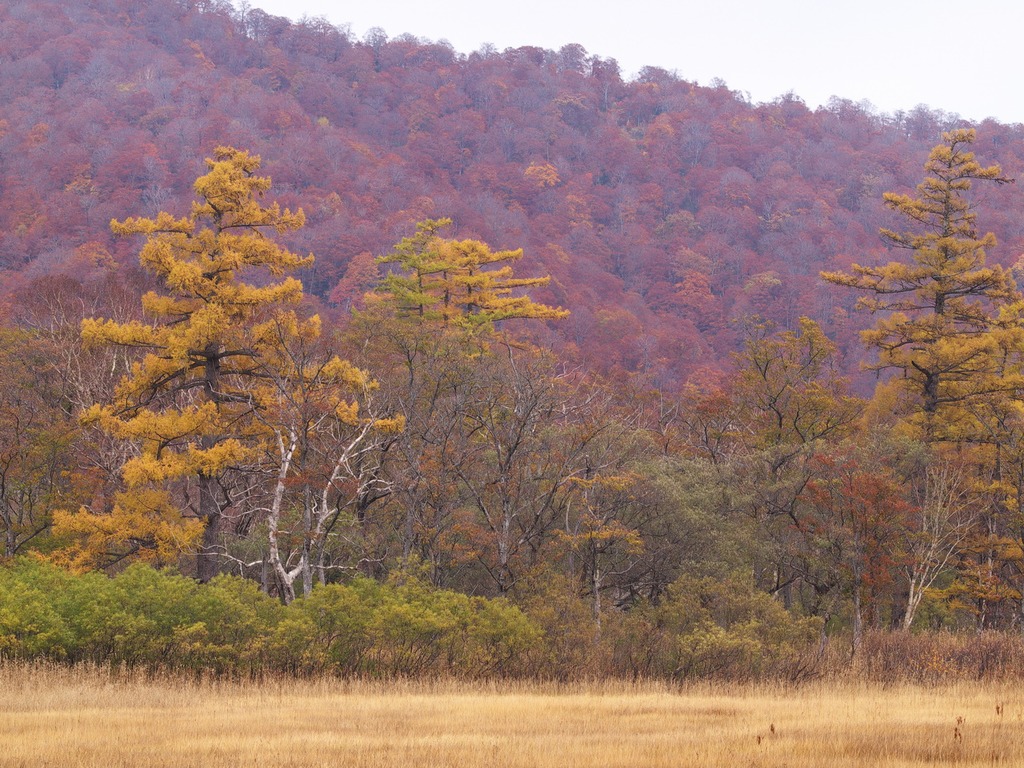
[
  {"x1": 822, "y1": 129, "x2": 1019, "y2": 441},
  {"x1": 377, "y1": 218, "x2": 568, "y2": 327},
  {"x1": 53, "y1": 489, "x2": 203, "y2": 572},
  {"x1": 524, "y1": 161, "x2": 560, "y2": 188},
  {"x1": 57, "y1": 147, "x2": 389, "y2": 573}
]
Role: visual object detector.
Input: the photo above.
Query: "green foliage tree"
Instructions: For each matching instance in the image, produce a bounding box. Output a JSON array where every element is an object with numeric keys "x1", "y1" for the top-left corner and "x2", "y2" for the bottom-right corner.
[
  {"x1": 731, "y1": 318, "x2": 862, "y2": 611},
  {"x1": 348, "y1": 218, "x2": 582, "y2": 593},
  {"x1": 735, "y1": 317, "x2": 862, "y2": 451},
  {"x1": 623, "y1": 573, "x2": 821, "y2": 680}
]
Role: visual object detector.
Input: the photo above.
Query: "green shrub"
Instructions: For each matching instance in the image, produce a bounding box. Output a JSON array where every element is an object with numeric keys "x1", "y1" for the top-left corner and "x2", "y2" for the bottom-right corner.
[
  {"x1": 0, "y1": 561, "x2": 73, "y2": 658},
  {"x1": 281, "y1": 577, "x2": 541, "y2": 677},
  {"x1": 0, "y1": 560, "x2": 819, "y2": 680},
  {"x1": 276, "y1": 581, "x2": 376, "y2": 673},
  {"x1": 633, "y1": 573, "x2": 821, "y2": 680}
]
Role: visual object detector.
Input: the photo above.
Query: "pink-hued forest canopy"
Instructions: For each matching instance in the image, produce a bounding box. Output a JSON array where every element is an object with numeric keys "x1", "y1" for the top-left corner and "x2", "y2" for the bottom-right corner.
[
  {"x1": 4, "y1": 0, "x2": 1024, "y2": 386},
  {"x1": 250, "y1": 0, "x2": 1024, "y2": 124}
]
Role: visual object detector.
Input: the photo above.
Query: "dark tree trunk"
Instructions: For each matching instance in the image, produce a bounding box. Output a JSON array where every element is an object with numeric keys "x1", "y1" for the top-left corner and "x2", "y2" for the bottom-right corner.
[
  {"x1": 196, "y1": 472, "x2": 220, "y2": 582},
  {"x1": 197, "y1": 342, "x2": 222, "y2": 582}
]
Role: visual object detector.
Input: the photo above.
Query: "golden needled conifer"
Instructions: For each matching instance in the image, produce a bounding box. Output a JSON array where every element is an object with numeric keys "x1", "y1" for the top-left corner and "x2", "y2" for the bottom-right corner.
[
  {"x1": 375, "y1": 218, "x2": 568, "y2": 327},
  {"x1": 822, "y1": 129, "x2": 1017, "y2": 441},
  {"x1": 58, "y1": 148, "x2": 313, "y2": 578}
]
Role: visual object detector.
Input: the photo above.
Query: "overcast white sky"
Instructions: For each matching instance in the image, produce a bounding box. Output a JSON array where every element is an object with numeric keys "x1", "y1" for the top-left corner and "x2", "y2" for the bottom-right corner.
[{"x1": 243, "y1": 0, "x2": 1024, "y2": 125}]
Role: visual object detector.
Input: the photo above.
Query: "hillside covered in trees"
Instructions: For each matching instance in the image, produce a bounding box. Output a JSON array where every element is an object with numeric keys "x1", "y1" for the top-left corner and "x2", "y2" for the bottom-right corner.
[
  {"x1": 6, "y1": 0, "x2": 1024, "y2": 678},
  {"x1": 4, "y1": 0, "x2": 1024, "y2": 383}
]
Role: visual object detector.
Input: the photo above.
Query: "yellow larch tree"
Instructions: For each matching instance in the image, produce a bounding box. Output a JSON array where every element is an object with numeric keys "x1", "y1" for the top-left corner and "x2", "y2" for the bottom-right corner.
[
  {"x1": 56, "y1": 147, "x2": 314, "y2": 579},
  {"x1": 375, "y1": 218, "x2": 568, "y2": 327},
  {"x1": 822, "y1": 128, "x2": 1018, "y2": 442},
  {"x1": 823, "y1": 129, "x2": 1024, "y2": 625}
]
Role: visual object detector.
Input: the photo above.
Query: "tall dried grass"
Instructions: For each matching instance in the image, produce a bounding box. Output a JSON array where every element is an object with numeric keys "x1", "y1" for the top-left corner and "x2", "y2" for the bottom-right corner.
[{"x1": 2, "y1": 661, "x2": 1022, "y2": 767}]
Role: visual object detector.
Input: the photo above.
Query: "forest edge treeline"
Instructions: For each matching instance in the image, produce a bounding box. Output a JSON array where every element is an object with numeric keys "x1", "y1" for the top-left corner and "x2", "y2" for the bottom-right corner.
[{"x1": 5, "y1": 130, "x2": 1024, "y2": 680}]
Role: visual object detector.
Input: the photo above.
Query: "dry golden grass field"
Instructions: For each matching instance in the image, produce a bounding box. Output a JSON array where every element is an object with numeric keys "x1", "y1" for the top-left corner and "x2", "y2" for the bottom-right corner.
[{"x1": 3, "y1": 664, "x2": 1023, "y2": 767}]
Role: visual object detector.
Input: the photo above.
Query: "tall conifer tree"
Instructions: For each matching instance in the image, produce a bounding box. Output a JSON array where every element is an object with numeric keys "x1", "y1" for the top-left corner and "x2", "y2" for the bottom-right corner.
[
  {"x1": 823, "y1": 129, "x2": 1016, "y2": 440},
  {"x1": 62, "y1": 148, "x2": 313, "y2": 579}
]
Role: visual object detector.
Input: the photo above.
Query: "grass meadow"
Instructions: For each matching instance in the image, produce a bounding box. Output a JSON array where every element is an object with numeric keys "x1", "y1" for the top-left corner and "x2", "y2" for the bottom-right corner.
[{"x1": 2, "y1": 663, "x2": 1023, "y2": 767}]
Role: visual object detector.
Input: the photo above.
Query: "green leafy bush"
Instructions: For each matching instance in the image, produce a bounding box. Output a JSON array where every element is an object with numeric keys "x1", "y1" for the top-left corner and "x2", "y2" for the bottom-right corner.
[
  {"x1": 627, "y1": 573, "x2": 822, "y2": 680},
  {"x1": 0, "y1": 561, "x2": 73, "y2": 658},
  {"x1": 0, "y1": 560, "x2": 828, "y2": 680},
  {"x1": 279, "y1": 576, "x2": 541, "y2": 677}
]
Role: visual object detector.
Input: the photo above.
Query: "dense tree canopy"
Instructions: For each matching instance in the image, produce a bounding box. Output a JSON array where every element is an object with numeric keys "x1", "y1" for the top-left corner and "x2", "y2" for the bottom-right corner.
[{"x1": 3, "y1": 0, "x2": 1024, "y2": 389}]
